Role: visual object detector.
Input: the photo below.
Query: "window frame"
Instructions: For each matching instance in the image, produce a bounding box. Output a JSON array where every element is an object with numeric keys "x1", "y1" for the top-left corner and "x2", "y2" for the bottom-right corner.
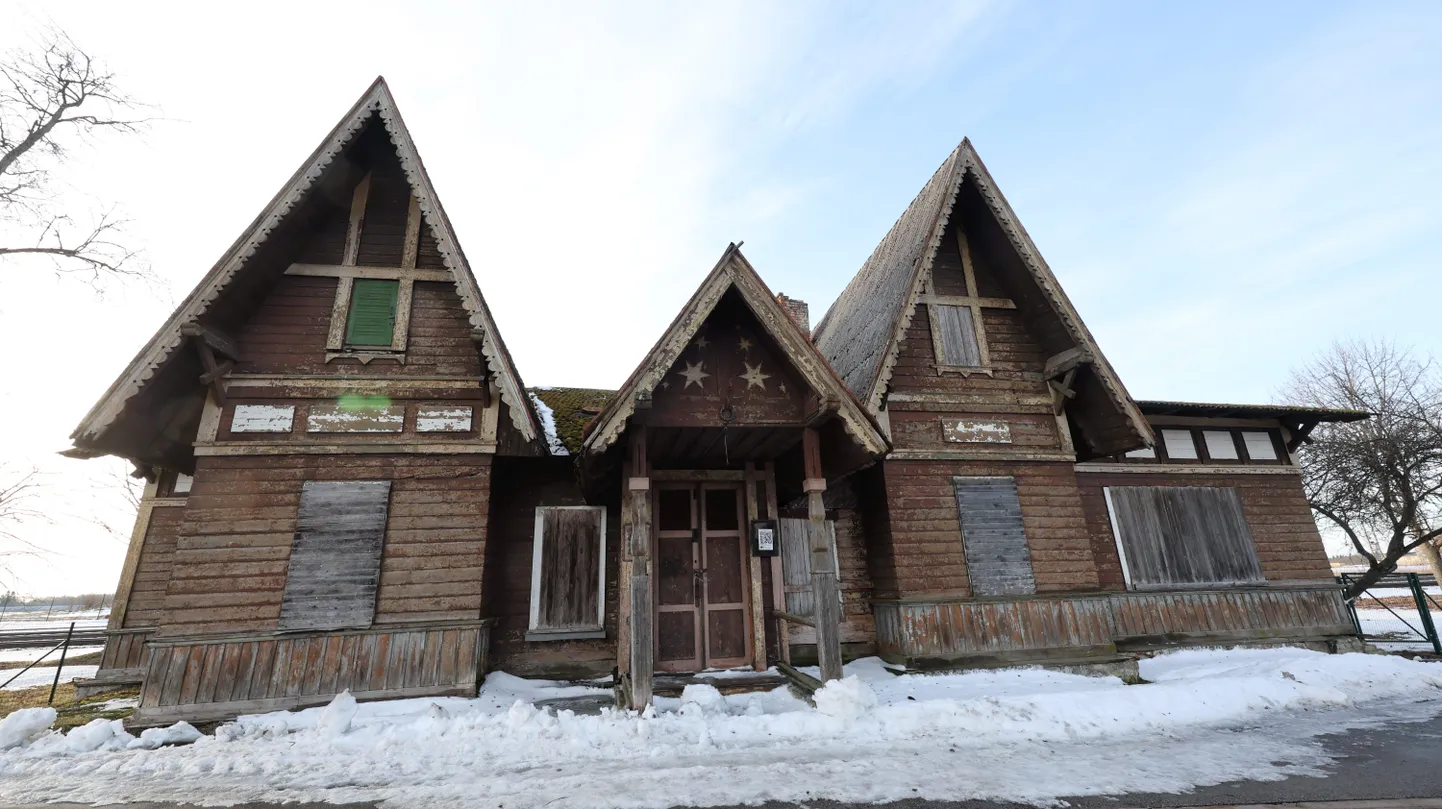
[
  {"x1": 527, "y1": 505, "x2": 608, "y2": 641},
  {"x1": 1103, "y1": 484, "x2": 1265, "y2": 590},
  {"x1": 1121, "y1": 426, "x2": 1290, "y2": 466},
  {"x1": 320, "y1": 269, "x2": 419, "y2": 363},
  {"x1": 924, "y1": 229, "x2": 996, "y2": 377}
]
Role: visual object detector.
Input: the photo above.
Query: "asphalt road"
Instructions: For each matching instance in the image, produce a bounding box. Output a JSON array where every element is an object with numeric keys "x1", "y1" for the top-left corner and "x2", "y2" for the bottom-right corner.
[{"x1": 3, "y1": 711, "x2": 1440, "y2": 809}]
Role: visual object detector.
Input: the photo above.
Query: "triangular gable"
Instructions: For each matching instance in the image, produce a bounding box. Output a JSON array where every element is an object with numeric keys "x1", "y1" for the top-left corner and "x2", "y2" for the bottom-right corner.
[
  {"x1": 812, "y1": 139, "x2": 1150, "y2": 453},
  {"x1": 582, "y1": 245, "x2": 888, "y2": 458},
  {"x1": 70, "y1": 77, "x2": 537, "y2": 454}
]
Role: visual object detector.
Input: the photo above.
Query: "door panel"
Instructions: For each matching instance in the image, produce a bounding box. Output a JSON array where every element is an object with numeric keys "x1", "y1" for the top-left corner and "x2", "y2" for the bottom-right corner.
[{"x1": 652, "y1": 483, "x2": 751, "y2": 671}]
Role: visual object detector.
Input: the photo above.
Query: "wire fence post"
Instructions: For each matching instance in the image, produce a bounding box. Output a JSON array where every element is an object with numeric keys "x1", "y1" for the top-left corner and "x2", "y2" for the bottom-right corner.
[
  {"x1": 47, "y1": 622, "x2": 74, "y2": 705},
  {"x1": 1408, "y1": 573, "x2": 1442, "y2": 655}
]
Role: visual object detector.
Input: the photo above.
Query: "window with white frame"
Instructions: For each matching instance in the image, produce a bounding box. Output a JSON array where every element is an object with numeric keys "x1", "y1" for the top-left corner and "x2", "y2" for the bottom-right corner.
[
  {"x1": 528, "y1": 506, "x2": 607, "y2": 640},
  {"x1": 1161, "y1": 429, "x2": 1198, "y2": 460}
]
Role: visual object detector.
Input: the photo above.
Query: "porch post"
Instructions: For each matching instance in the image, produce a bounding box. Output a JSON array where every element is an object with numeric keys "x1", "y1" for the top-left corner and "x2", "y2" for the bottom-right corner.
[
  {"x1": 803, "y1": 427, "x2": 844, "y2": 682},
  {"x1": 625, "y1": 428, "x2": 654, "y2": 709}
]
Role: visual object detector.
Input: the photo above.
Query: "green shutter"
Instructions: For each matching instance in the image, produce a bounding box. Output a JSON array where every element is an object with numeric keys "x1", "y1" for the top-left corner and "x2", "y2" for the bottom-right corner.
[{"x1": 345, "y1": 279, "x2": 399, "y2": 347}]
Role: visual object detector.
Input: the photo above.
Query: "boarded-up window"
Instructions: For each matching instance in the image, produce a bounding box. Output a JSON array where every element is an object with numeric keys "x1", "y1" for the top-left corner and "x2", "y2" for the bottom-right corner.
[
  {"x1": 953, "y1": 477, "x2": 1035, "y2": 597},
  {"x1": 529, "y1": 506, "x2": 606, "y2": 638},
  {"x1": 933, "y1": 304, "x2": 982, "y2": 367},
  {"x1": 345, "y1": 279, "x2": 400, "y2": 346},
  {"x1": 278, "y1": 481, "x2": 391, "y2": 631},
  {"x1": 1105, "y1": 486, "x2": 1263, "y2": 588},
  {"x1": 778, "y1": 518, "x2": 840, "y2": 618}
]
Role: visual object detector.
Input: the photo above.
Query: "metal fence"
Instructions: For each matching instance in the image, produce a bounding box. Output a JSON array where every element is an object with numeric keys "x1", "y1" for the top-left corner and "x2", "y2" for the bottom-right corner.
[
  {"x1": 0, "y1": 623, "x2": 96, "y2": 703},
  {"x1": 1338, "y1": 572, "x2": 1441, "y2": 654}
]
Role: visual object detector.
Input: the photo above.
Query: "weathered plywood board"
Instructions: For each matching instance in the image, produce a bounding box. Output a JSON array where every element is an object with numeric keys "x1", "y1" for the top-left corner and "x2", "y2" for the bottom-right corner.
[
  {"x1": 1106, "y1": 486, "x2": 1264, "y2": 588},
  {"x1": 416, "y1": 406, "x2": 473, "y2": 432},
  {"x1": 306, "y1": 404, "x2": 405, "y2": 433},
  {"x1": 231, "y1": 405, "x2": 295, "y2": 433},
  {"x1": 952, "y1": 476, "x2": 1036, "y2": 597},
  {"x1": 277, "y1": 481, "x2": 391, "y2": 631}
]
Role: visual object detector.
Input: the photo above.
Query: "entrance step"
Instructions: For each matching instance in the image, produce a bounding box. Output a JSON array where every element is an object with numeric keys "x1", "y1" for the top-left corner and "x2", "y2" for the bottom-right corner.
[{"x1": 653, "y1": 671, "x2": 789, "y2": 698}]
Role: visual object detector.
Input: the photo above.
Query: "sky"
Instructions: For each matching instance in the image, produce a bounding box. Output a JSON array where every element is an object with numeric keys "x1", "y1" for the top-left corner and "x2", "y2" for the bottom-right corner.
[{"x1": 0, "y1": 1, "x2": 1439, "y2": 595}]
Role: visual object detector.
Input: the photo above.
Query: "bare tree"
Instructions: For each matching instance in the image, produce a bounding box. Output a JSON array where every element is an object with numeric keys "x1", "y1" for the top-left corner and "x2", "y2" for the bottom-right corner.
[
  {"x1": 1284, "y1": 340, "x2": 1442, "y2": 599},
  {"x1": 0, "y1": 465, "x2": 46, "y2": 584},
  {"x1": 0, "y1": 27, "x2": 150, "y2": 282}
]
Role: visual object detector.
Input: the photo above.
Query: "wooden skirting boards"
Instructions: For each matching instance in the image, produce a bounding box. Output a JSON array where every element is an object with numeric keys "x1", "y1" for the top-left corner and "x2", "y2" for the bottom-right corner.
[
  {"x1": 130, "y1": 620, "x2": 493, "y2": 727},
  {"x1": 873, "y1": 585, "x2": 1354, "y2": 665}
]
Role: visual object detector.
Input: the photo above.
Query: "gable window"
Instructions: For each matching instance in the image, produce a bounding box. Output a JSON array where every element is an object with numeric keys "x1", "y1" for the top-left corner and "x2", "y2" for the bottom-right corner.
[
  {"x1": 1105, "y1": 485, "x2": 1264, "y2": 589},
  {"x1": 345, "y1": 279, "x2": 400, "y2": 347},
  {"x1": 1121, "y1": 427, "x2": 1289, "y2": 465},
  {"x1": 528, "y1": 506, "x2": 607, "y2": 640},
  {"x1": 1202, "y1": 430, "x2": 1239, "y2": 461},
  {"x1": 278, "y1": 481, "x2": 391, "y2": 631},
  {"x1": 1242, "y1": 431, "x2": 1280, "y2": 462},
  {"x1": 933, "y1": 305, "x2": 983, "y2": 367}
]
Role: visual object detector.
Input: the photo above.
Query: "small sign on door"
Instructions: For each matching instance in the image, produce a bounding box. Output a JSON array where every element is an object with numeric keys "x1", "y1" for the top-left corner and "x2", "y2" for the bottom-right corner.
[{"x1": 751, "y1": 520, "x2": 779, "y2": 557}]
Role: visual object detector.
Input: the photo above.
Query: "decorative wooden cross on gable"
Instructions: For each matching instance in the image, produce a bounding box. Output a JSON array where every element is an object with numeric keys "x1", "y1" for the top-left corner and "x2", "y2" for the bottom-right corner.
[{"x1": 920, "y1": 229, "x2": 1015, "y2": 376}]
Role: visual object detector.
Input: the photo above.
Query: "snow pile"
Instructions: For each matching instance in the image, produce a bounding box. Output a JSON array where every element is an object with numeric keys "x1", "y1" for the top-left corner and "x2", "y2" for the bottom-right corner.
[
  {"x1": 0, "y1": 648, "x2": 1438, "y2": 808},
  {"x1": 129, "y1": 722, "x2": 201, "y2": 750},
  {"x1": 813, "y1": 675, "x2": 877, "y2": 720},
  {"x1": 0, "y1": 709, "x2": 55, "y2": 750},
  {"x1": 529, "y1": 392, "x2": 568, "y2": 456}
]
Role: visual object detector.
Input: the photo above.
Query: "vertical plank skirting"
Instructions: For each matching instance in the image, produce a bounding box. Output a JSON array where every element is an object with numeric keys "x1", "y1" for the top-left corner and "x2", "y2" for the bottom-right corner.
[
  {"x1": 131, "y1": 620, "x2": 492, "y2": 726},
  {"x1": 873, "y1": 586, "x2": 1354, "y2": 663}
]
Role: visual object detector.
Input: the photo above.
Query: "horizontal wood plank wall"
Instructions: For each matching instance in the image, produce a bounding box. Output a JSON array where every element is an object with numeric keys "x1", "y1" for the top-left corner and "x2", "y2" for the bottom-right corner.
[
  {"x1": 132, "y1": 621, "x2": 490, "y2": 726},
  {"x1": 122, "y1": 506, "x2": 184, "y2": 628},
  {"x1": 236, "y1": 277, "x2": 482, "y2": 377},
  {"x1": 484, "y1": 459, "x2": 619, "y2": 678},
  {"x1": 873, "y1": 586, "x2": 1353, "y2": 663},
  {"x1": 159, "y1": 454, "x2": 491, "y2": 637},
  {"x1": 1076, "y1": 471, "x2": 1334, "y2": 588},
  {"x1": 784, "y1": 508, "x2": 877, "y2": 648},
  {"x1": 877, "y1": 460, "x2": 1096, "y2": 598}
]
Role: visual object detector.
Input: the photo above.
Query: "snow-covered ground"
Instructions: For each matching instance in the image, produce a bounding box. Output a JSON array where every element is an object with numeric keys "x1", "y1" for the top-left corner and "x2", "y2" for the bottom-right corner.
[
  {"x1": 0, "y1": 615, "x2": 107, "y2": 633},
  {"x1": 0, "y1": 646, "x2": 103, "y2": 664},
  {"x1": 0, "y1": 647, "x2": 1438, "y2": 808}
]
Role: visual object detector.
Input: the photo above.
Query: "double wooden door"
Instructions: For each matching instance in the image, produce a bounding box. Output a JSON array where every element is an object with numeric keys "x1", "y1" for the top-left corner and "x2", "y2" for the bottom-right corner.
[{"x1": 654, "y1": 484, "x2": 751, "y2": 671}]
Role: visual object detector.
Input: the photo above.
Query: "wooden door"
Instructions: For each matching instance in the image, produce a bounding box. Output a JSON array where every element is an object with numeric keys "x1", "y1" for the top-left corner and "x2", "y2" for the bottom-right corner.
[{"x1": 653, "y1": 484, "x2": 751, "y2": 672}]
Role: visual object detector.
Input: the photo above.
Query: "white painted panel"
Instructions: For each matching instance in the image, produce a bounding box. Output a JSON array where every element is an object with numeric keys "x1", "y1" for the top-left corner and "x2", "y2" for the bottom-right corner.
[
  {"x1": 416, "y1": 406, "x2": 473, "y2": 433},
  {"x1": 1243, "y1": 431, "x2": 1279, "y2": 461},
  {"x1": 1161, "y1": 429, "x2": 1197, "y2": 459},
  {"x1": 1203, "y1": 430, "x2": 1239, "y2": 460},
  {"x1": 231, "y1": 404, "x2": 295, "y2": 433},
  {"x1": 173, "y1": 473, "x2": 193, "y2": 494},
  {"x1": 306, "y1": 404, "x2": 405, "y2": 433},
  {"x1": 1124, "y1": 446, "x2": 1156, "y2": 459},
  {"x1": 942, "y1": 419, "x2": 1012, "y2": 444}
]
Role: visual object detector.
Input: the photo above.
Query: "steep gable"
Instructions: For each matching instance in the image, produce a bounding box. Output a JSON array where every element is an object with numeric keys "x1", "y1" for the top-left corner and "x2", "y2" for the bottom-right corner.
[
  {"x1": 813, "y1": 139, "x2": 1150, "y2": 456},
  {"x1": 69, "y1": 78, "x2": 538, "y2": 467}
]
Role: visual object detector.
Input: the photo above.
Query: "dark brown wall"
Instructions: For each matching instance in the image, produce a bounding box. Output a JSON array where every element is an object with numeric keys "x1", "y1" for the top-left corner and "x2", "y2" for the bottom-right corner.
[
  {"x1": 235, "y1": 277, "x2": 483, "y2": 377},
  {"x1": 484, "y1": 457, "x2": 620, "y2": 678},
  {"x1": 122, "y1": 505, "x2": 183, "y2": 628},
  {"x1": 1076, "y1": 470, "x2": 1334, "y2": 589},
  {"x1": 158, "y1": 454, "x2": 491, "y2": 637},
  {"x1": 871, "y1": 460, "x2": 1097, "y2": 599}
]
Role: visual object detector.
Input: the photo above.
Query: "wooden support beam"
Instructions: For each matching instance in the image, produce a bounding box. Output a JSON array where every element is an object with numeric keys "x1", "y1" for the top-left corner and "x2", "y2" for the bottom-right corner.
[
  {"x1": 342, "y1": 171, "x2": 372, "y2": 267},
  {"x1": 1043, "y1": 347, "x2": 1093, "y2": 381},
  {"x1": 179, "y1": 322, "x2": 242, "y2": 362},
  {"x1": 802, "y1": 427, "x2": 843, "y2": 683},
  {"x1": 764, "y1": 462, "x2": 788, "y2": 666},
  {"x1": 400, "y1": 194, "x2": 422, "y2": 270},
  {"x1": 745, "y1": 462, "x2": 766, "y2": 672},
  {"x1": 624, "y1": 428, "x2": 653, "y2": 710}
]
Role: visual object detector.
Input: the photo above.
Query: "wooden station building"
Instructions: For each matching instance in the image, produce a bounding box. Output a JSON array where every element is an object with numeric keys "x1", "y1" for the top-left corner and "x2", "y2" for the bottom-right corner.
[{"x1": 68, "y1": 79, "x2": 1366, "y2": 724}]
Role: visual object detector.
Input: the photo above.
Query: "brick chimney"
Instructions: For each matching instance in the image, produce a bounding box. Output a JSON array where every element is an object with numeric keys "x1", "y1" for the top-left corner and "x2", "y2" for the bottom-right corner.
[{"x1": 776, "y1": 293, "x2": 810, "y2": 337}]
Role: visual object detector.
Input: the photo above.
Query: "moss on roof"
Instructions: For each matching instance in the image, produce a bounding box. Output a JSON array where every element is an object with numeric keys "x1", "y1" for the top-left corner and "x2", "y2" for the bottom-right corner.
[{"x1": 528, "y1": 387, "x2": 617, "y2": 454}]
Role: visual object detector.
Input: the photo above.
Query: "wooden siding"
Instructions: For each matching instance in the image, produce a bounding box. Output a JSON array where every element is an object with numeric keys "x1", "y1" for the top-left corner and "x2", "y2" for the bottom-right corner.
[
  {"x1": 780, "y1": 507, "x2": 876, "y2": 647},
  {"x1": 874, "y1": 586, "x2": 1353, "y2": 663},
  {"x1": 235, "y1": 277, "x2": 483, "y2": 377},
  {"x1": 132, "y1": 621, "x2": 489, "y2": 726},
  {"x1": 123, "y1": 506, "x2": 183, "y2": 628},
  {"x1": 99, "y1": 628, "x2": 154, "y2": 672},
  {"x1": 484, "y1": 459, "x2": 620, "y2": 678},
  {"x1": 158, "y1": 454, "x2": 491, "y2": 637},
  {"x1": 1076, "y1": 470, "x2": 1334, "y2": 589},
  {"x1": 872, "y1": 460, "x2": 1097, "y2": 599}
]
